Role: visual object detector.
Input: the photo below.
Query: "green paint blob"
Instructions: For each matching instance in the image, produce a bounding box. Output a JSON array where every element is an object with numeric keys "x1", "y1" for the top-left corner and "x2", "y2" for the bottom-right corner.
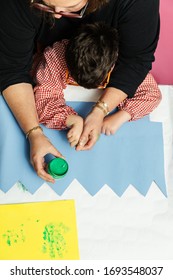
[
  {"x1": 42, "y1": 223, "x2": 69, "y2": 259},
  {"x1": 2, "y1": 225, "x2": 26, "y2": 247},
  {"x1": 7, "y1": 238, "x2": 11, "y2": 246}
]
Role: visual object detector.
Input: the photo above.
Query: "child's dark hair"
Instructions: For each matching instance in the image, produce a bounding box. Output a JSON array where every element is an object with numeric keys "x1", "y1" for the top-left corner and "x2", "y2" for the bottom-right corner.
[{"x1": 65, "y1": 22, "x2": 119, "y2": 89}]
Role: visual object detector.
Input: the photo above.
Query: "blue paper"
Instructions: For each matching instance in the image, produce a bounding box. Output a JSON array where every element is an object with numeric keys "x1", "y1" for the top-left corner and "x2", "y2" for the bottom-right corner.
[{"x1": 0, "y1": 96, "x2": 166, "y2": 196}]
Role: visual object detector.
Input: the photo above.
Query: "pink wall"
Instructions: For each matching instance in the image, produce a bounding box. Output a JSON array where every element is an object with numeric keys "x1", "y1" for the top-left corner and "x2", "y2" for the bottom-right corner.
[{"x1": 151, "y1": 0, "x2": 173, "y2": 84}]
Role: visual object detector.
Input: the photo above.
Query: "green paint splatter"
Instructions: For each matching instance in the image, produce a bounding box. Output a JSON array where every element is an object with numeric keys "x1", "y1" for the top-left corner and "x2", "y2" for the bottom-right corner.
[
  {"x1": 7, "y1": 237, "x2": 11, "y2": 246},
  {"x1": 2, "y1": 224, "x2": 26, "y2": 246},
  {"x1": 42, "y1": 223, "x2": 69, "y2": 259},
  {"x1": 17, "y1": 181, "x2": 28, "y2": 192}
]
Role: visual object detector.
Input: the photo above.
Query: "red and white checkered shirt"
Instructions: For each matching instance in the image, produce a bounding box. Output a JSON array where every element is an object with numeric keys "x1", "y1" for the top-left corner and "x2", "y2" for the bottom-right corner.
[
  {"x1": 34, "y1": 40, "x2": 77, "y2": 130},
  {"x1": 34, "y1": 40, "x2": 161, "y2": 130}
]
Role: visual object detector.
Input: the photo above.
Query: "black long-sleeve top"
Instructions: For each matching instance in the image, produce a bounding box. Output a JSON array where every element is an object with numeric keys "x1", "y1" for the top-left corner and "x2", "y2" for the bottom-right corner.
[{"x1": 0, "y1": 0, "x2": 160, "y2": 97}]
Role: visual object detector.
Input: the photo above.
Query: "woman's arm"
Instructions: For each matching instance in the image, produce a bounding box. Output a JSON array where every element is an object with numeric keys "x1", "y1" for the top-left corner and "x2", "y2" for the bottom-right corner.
[
  {"x1": 108, "y1": 0, "x2": 160, "y2": 97},
  {"x1": 1, "y1": 1, "x2": 64, "y2": 182},
  {"x1": 3, "y1": 83, "x2": 63, "y2": 183},
  {"x1": 77, "y1": 0, "x2": 160, "y2": 150},
  {"x1": 76, "y1": 87, "x2": 127, "y2": 150}
]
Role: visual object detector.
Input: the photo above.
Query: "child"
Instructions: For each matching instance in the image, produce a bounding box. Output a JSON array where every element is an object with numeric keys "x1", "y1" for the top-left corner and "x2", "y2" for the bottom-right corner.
[
  {"x1": 34, "y1": 22, "x2": 161, "y2": 147},
  {"x1": 34, "y1": 22, "x2": 118, "y2": 147}
]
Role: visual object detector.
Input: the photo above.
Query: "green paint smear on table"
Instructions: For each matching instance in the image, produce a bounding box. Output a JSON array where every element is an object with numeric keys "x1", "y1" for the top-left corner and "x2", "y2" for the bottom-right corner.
[
  {"x1": 17, "y1": 181, "x2": 28, "y2": 192},
  {"x1": 42, "y1": 222, "x2": 69, "y2": 258}
]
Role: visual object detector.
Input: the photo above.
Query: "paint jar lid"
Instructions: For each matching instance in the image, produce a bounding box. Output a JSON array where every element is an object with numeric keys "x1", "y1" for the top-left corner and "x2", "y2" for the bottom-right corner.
[{"x1": 47, "y1": 158, "x2": 68, "y2": 179}]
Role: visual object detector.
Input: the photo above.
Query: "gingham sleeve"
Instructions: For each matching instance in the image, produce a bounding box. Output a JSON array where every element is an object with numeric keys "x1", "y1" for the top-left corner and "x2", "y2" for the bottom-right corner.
[
  {"x1": 34, "y1": 40, "x2": 77, "y2": 130},
  {"x1": 118, "y1": 73, "x2": 161, "y2": 121}
]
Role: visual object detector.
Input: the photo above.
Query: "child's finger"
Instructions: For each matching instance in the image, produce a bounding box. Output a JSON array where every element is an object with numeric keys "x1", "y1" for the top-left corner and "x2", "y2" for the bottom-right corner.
[{"x1": 69, "y1": 139, "x2": 79, "y2": 147}]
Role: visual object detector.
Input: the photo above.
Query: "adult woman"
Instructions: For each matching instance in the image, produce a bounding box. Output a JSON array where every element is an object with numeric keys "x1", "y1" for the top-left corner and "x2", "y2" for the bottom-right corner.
[{"x1": 0, "y1": 0, "x2": 160, "y2": 182}]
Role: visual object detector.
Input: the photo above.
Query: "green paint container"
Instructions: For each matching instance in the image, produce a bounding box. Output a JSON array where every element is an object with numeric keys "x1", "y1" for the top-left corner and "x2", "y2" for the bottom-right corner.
[{"x1": 47, "y1": 158, "x2": 68, "y2": 179}]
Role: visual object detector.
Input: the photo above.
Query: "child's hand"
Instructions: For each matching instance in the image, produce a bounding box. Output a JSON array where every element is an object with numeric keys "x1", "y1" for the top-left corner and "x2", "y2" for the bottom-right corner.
[
  {"x1": 102, "y1": 110, "x2": 131, "y2": 135},
  {"x1": 66, "y1": 115, "x2": 84, "y2": 147}
]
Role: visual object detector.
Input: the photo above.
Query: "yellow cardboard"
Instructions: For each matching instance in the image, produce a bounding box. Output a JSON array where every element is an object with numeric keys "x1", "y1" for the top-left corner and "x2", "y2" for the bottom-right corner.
[{"x1": 0, "y1": 200, "x2": 79, "y2": 260}]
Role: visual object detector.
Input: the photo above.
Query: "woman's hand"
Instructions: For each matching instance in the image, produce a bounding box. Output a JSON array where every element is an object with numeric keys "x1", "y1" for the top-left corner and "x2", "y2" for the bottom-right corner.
[
  {"x1": 75, "y1": 87, "x2": 128, "y2": 151},
  {"x1": 29, "y1": 130, "x2": 64, "y2": 183},
  {"x1": 3, "y1": 83, "x2": 64, "y2": 183},
  {"x1": 76, "y1": 108, "x2": 104, "y2": 151}
]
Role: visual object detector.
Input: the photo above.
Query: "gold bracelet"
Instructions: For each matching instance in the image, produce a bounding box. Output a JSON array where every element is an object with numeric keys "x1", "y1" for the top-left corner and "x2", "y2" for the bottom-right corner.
[
  {"x1": 93, "y1": 100, "x2": 110, "y2": 116},
  {"x1": 94, "y1": 103, "x2": 107, "y2": 116},
  {"x1": 97, "y1": 100, "x2": 110, "y2": 115},
  {"x1": 26, "y1": 125, "x2": 43, "y2": 139}
]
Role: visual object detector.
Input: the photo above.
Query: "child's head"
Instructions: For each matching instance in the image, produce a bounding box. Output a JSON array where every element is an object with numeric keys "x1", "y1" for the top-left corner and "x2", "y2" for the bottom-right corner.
[{"x1": 65, "y1": 22, "x2": 119, "y2": 89}]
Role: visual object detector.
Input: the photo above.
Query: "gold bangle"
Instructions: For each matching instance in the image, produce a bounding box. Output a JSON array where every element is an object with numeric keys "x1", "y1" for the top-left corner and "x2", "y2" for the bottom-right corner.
[
  {"x1": 97, "y1": 100, "x2": 110, "y2": 115},
  {"x1": 26, "y1": 125, "x2": 43, "y2": 139},
  {"x1": 93, "y1": 100, "x2": 110, "y2": 116},
  {"x1": 93, "y1": 103, "x2": 107, "y2": 116}
]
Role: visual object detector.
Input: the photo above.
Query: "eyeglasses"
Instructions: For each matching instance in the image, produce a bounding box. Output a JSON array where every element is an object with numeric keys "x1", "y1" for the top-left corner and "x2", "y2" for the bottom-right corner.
[
  {"x1": 31, "y1": 1, "x2": 88, "y2": 19},
  {"x1": 66, "y1": 68, "x2": 112, "y2": 89},
  {"x1": 97, "y1": 69, "x2": 112, "y2": 89}
]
